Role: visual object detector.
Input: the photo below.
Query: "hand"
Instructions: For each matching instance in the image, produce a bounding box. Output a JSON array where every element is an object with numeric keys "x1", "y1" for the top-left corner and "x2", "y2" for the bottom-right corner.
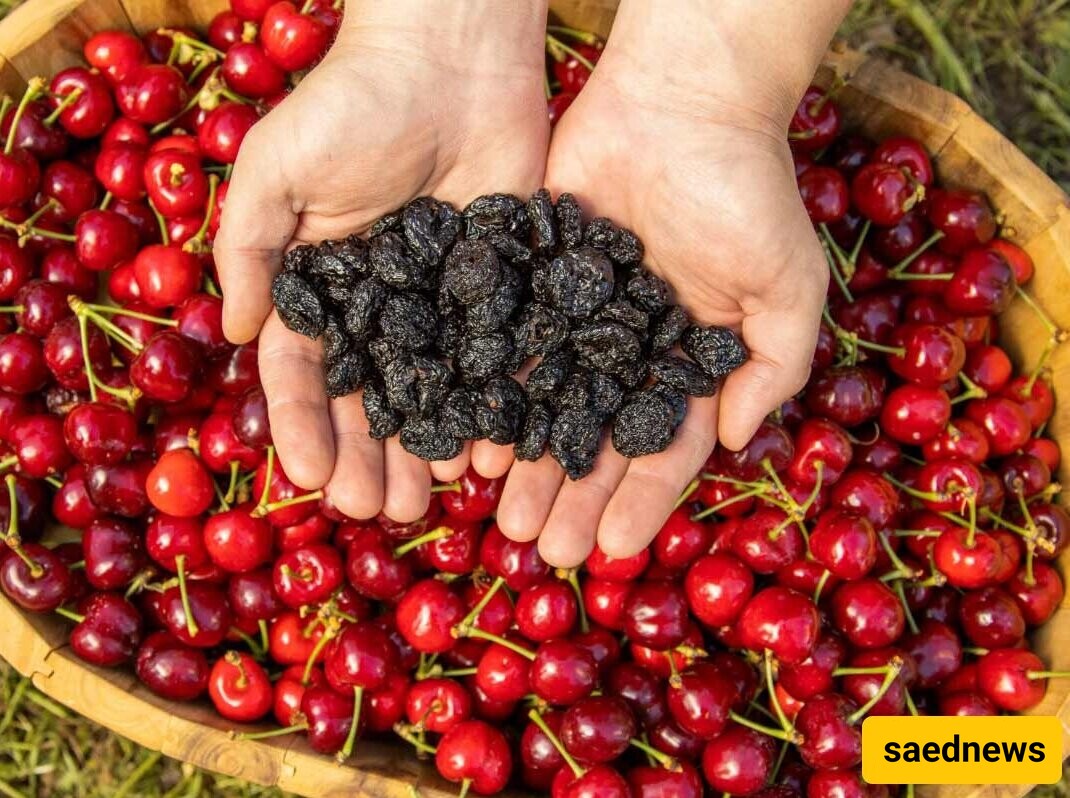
[
  {"x1": 216, "y1": 1, "x2": 550, "y2": 522},
  {"x1": 486, "y1": 14, "x2": 831, "y2": 568}
]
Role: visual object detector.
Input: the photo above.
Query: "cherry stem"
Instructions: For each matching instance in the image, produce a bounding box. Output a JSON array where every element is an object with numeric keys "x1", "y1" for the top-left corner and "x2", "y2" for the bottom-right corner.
[
  {"x1": 728, "y1": 710, "x2": 800, "y2": 744},
  {"x1": 1023, "y1": 543, "x2": 1036, "y2": 586},
  {"x1": 821, "y1": 235, "x2": 855, "y2": 303},
  {"x1": 393, "y1": 722, "x2": 438, "y2": 756},
  {"x1": 1014, "y1": 286, "x2": 1060, "y2": 337},
  {"x1": 545, "y1": 34, "x2": 596, "y2": 71},
  {"x1": 462, "y1": 628, "x2": 535, "y2": 661},
  {"x1": 557, "y1": 568, "x2": 589, "y2": 633},
  {"x1": 429, "y1": 481, "x2": 460, "y2": 494},
  {"x1": 0, "y1": 215, "x2": 75, "y2": 244},
  {"x1": 454, "y1": 575, "x2": 508, "y2": 635},
  {"x1": 393, "y1": 525, "x2": 453, "y2": 558},
  {"x1": 673, "y1": 477, "x2": 700, "y2": 510},
  {"x1": 628, "y1": 737, "x2": 675, "y2": 769},
  {"x1": 894, "y1": 579, "x2": 920, "y2": 634},
  {"x1": 834, "y1": 666, "x2": 890, "y2": 676},
  {"x1": 542, "y1": 70, "x2": 553, "y2": 101},
  {"x1": 887, "y1": 230, "x2": 944, "y2": 276},
  {"x1": 877, "y1": 530, "x2": 916, "y2": 579},
  {"x1": 22, "y1": 198, "x2": 58, "y2": 229},
  {"x1": 337, "y1": 686, "x2": 363, "y2": 763},
  {"x1": 0, "y1": 455, "x2": 17, "y2": 473},
  {"x1": 174, "y1": 554, "x2": 199, "y2": 638},
  {"x1": 1027, "y1": 670, "x2": 1070, "y2": 680},
  {"x1": 847, "y1": 219, "x2": 872, "y2": 265},
  {"x1": 813, "y1": 569, "x2": 831, "y2": 604},
  {"x1": 76, "y1": 312, "x2": 99, "y2": 403},
  {"x1": 55, "y1": 606, "x2": 85, "y2": 624},
  {"x1": 545, "y1": 25, "x2": 601, "y2": 45},
  {"x1": 0, "y1": 98, "x2": 12, "y2": 128},
  {"x1": 147, "y1": 196, "x2": 170, "y2": 246},
  {"x1": 253, "y1": 489, "x2": 322, "y2": 518},
  {"x1": 184, "y1": 174, "x2": 220, "y2": 254},
  {"x1": 82, "y1": 303, "x2": 178, "y2": 327},
  {"x1": 904, "y1": 690, "x2": 919, "y2": 717},
  {"x1": 691, "y1": 485, "x2": 766, "y2": 521},
  {"x1": 0, "y1": 305, "x2": 22, "y2": 313},
  {"x1": 229, "y1": 627, "x2": 264, "y2": 659},
  {"x1": 42, "y1": 87, "x2": 83, "y2": 127},
  {"x1": 438, "y1": 667, "x2": 477, "y2": 678},
  {"x1": 950, "y1": 372, "x2": 987, "y2": 405},
  {"x1": 5, "y1": 78, "x2": 44, "y2": 155},
  {"x1": 236, "y1": 723, "x2": 307, "y2": 740},
  {"x1": 298, "y1": 0, "x2": 316, "y2": 13},
  {"x1": 457, "y1": 780, "x2": 471, "y2": 798},
  {"x1": 848, "y1": 659, "x2": 902, "y2": 724},
  {"x1": 528, "y1": 709, "x2": 584, "y2": 778},
  {"x1": 257, "y1": 446, "x2": 275, "y2": 509},
  {"x1": 765, "y1": 650, "x2": 793, "y2": 734}
]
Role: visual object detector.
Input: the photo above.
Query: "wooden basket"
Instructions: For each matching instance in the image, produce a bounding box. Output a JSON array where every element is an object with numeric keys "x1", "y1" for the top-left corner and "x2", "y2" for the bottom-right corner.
[{"x1": 0, "y1": 1, "x2": 1067, "y2": 796}]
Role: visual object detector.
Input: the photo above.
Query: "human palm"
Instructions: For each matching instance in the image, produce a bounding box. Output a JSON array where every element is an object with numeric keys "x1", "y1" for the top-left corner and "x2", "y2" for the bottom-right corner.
[
  {"x1": 217, "y1": 30, "x2": 549, "y2": 522},
  {"x1": 488, "y1": 68, "x2": 828, "y2": 566}
]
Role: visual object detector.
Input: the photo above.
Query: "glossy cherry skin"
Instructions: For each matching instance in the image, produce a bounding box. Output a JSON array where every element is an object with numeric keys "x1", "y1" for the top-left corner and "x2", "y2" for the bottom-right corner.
[
  {"x1": 530, "y1": 639, "x2": 597, "y2": 705},
  {"x1": 476, "y1": 641, "x2": 532, "y2": 703},
  {"x1": 130, "y1": 331, "x2": 201, "y2": 402},
  {"x1": 615, "y1": 579, "x2": 691, "y2": 651},
  {"x1": 666, "y1": 662, "x2": 736, "y2": 740},
  {"x1": 0, "y1": 235, "x2": 35, "y2": 300},
  {"x1": 198, "y1": 102, "x2": 260, "y2": 164},
  {"x1": 874, "y1": 135, "x2": 933, "y2": 185},
  {"x1": 927, "y1": 188, "x2": 997, "y2": 254},
  {"x1": 730, "y1": 507, "x2": 805, "y2": 574},
  {"x1": 958, "y1": 586, "x2": 1025, "y2": 648},
  {"x1": 204, "y1": 505, "x2": 273, "y2": 573},
  {"x1": 301, "y1": 684, "x2": 358, "y2": 754},
  {"x1": 11, "y1": 413, "x2": 72, "y2": 478},
  {"x1": 963, "y1": 397, "x2": 1032, "y2": 456},
  {"x1": 0, "y1": 543, "x2": 72, "y2": 611},
  {"x1": 479, "y1": 523, "x2": 551, "y2": 591},
  {"x1": 627, "y1": 762, "x2": 703, "y2": 798},
  {"x1": 0, "y1": 147, "x2": 41, "y2": 208},
  {"x1": 67, "y1": 591, "x2": 141, "y2": 668},
  {"x1": 434, "y1": 720, "x2": 513, "y2": 796},
  {"x1": 553, "y1": 764, "x2": 631, "y2": 798},
  {"x1": 260, "y1": 1, "x2": 332, "y2": 71},
  {"x1": 0, "y1": 332, "x2": 48, "y2": 394},
  {"x1": 701, "y1": 725, "x2": 776, "y2": 795},
  {"x1": 933, "y1": 527, "x2": 1002, "y2": 589},
  {"x1": 95, "y1": 144, "x2": 147, "y2": 201},
  {"x1": 75, "y1": 209, "x2": 140, "y2": 272},
  {"x1": 795, "y1": 693, "x2": 862, "y2": 769},
  {"x1": 231, "y1": 385, "x2": 271, "y2": 447},
  {"x1": 85, "y1": 458, "x2": 153, "y2": 518},
  {"x1": 798, "y1": 166, "x2": 848, "y2": 223},
  {"x1": 903, "y1": 620, "x2": 962, "y2": 690},
  {"x1": 976, "y1": 648, "x2": 1049, "y2": 711},
  {"x1": 159, "y1": 582, "x2": 232, "y2": 648},
  {"x1": 684, "y1": 551, "x2": 753, "y2": 629},
  {"x1": 206, "y1": 651, "x2": 272, "y2": 723},
  {"x1": 51, "y1": 465, "x2": 101, "y2": 530},
  {"x1": 810, "y1": 509, "x2": 878, "y2": 580},
  {"x1": 560, "y1": 695, "x2": 636, "y2": 763},
  {"x1": 738, "y1": 586, "x2": 819, "y2": 664},
  {"x1": 516, "y1": 580, "x2": 578, "y2": 642},
  {"x1": 133, "y1": 245, "x2": 202, "y2": 309},
  {"x1": 440, "y1": 468, "x2": 503, "y2": 522},
  {"x1": 146, "y1": 448, "x2": 214, "y2": 517},
  {"x1": 887, "y1": 323, "x2": 966, "y2": 388},
  {"x1": 830, "y1": 579, "x2": 905, "y2": 649},
  {"x1": 585, "y1": 545, "x2": 650, "y2": 582},
  {"x1": 135, "y1": 630, "x2": 209, "y2": 701},
  {"x1": 396, "y1": 578, "x2": 466, "y2": 653},
  {"x1": 222, "y1": 42, "x2": 287, "y2": 98},
  {"x1": 406, "y1": 677, "x2": 472, "y2": 735},
  {"x1": 324, "y1": 621, "x2": 398, "y2": 692},
  {"x1": 880, "y1": 384, "x2": 950, "y2": 445},
  {"x1": 272, "y1": 543, "x2": 343, "y2": 608},
  {"x1": 944, "y1": 247, "x2": 1016, "y2": 315},
  {"x1": 49, "y1": 67, "x2": 114, "y2": 138},
  {"x1": 1007, "y1": 561, "x2": 1063, "y2": 626},
  {"x1": 805, "y1": 366, "x2": 883, "y2": 427},
  {"x1": 344, "y1": 526, "x2": 413, "y2": 601},
  {"x1": 116, "y1": 64, "x2": 190, "y2": 125},
  {"x1": 789, "y1": 86, "x2": 841, "y2": 152},
  {"x1": 1, "y1": 99, "x2": 69, "y2": 160},
  {"x1": 851, "y1": 162, "x2": 921, "y2": 226},
  {"x1": 719, "y1": 420, "x2": 794, "y2": 480},
  {"x1": 84, "y1": 29, "x2": 146, "y2": 84},
  {"x1": 83, "y1": 516, "x2": 146, "y2": 591}
]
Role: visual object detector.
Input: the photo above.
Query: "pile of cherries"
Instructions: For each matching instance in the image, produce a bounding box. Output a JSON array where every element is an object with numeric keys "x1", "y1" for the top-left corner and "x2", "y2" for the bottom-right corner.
[{"x1": 0, "y1": 2, "x2": 1066, "y2": 797}]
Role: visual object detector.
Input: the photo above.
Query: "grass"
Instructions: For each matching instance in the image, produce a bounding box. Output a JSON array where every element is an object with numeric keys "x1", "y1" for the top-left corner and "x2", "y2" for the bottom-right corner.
[{"x1": 0, "y1": 1, "x2": 1069, "y2": 797}]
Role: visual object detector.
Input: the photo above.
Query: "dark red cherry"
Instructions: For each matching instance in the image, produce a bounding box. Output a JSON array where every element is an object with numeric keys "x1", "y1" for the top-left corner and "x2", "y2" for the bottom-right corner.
[
  {"x1": 622, "y1": 580, "x2": 689, "y2": 651},
  {"x1": 789, "y1": 86, "x2": 841, "y2": 152},
  {"x1": 64, "y1": 402, "x2": 137, "y2": 466},
  {"x1": 880, "y1": 384, "x2": 950, "y2": 445},
  {"x1": 976, "y1": 648, "x2": 1050, "y2": 712},
  {"x1": 158, "y1": 581, "x2": 231, "y2": 648},
  {"x1": 927, "y1": 188, "x2": 996, "y2": 254},
  {"x1": 738, "y1": 586, "x2": 819, "y2": 664},
  {"x1": 260, "y1": 1, "x2": 332, "y2": 72},
  {"x1": 49, "y1": 67, "x2": 115, "y2": 138},
  {"x1": 0, "y1": 542, "x2": 72, "y2": 611},
  {"x1": 701, "y1": 725, "x2": 776, "y2": 795},
  {"x1": 684, "y1": 551, "x2": 753, "y2": 629},
  {"x1": 852, "y1": 162, "x2": 922, "y2": 226},
  {"x1": 116, "y1": 64, "x2": 190, "y2": 125},
  {"x1": 396, "y1": 578, "x2": 466, "y2": 653},
  {"x1": 798, "y1": 166, "x2": 848, "y2": 223},
  {"x1": 75, "y1": 209, "x2": 139, "y2": 271},
  {"x1": 560, "y1": 695, "x2": 636, "y2": 764},
  {"x1": 70, "y1": 592, "x2": 142, "y2": 667},
  {"x1": 135, "y1": 630, "x2": 209, "y2": 701}
]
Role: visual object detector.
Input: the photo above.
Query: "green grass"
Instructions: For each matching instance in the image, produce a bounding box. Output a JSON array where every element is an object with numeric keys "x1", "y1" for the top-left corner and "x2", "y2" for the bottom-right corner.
[{"x1": 1, "y1": 1, "x2": 1069, "y2": 797}]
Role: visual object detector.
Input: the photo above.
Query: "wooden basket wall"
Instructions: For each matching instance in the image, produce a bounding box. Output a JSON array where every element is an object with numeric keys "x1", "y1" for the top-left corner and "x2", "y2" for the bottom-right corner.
[{"x1": 0, "y1": 1, "x2": 1066, "y2": 796}]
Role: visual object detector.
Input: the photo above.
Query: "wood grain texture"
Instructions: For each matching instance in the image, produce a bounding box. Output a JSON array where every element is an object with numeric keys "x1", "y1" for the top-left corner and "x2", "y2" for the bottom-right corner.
[{"x1": 0, "y1": 1, "x2": 1067, "y2": 797}]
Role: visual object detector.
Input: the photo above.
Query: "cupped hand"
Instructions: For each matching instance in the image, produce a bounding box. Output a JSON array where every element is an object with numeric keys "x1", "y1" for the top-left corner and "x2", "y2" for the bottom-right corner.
[
  {"x1": 487, "y1": 55, "x2": 828, "y2": 567},
  {"x1": 216, "y1": 5, "x2": 549, "y2": 522}
]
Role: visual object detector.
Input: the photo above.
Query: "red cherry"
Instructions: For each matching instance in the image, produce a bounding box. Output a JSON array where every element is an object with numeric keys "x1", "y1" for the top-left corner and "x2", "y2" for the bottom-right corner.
[
  {"x1": 701, "y1": 725, "x2": 775, "y2": 795},
  {"x1": 406, "y1": 677, "x2": 472, "y2": 734},
  {"x1": 440, "y1": 468, "x2": 503, "y2": 522},
  {"x1": 84, "y1": 30, "x2": 147, "y2": 84},
  {"x1": 204, "y1": 506, "x2": 273, "y2": 573},
  {"x1": 0, "y1": 147, "x2": 41, "y2": 207},
  {"x1": 987, "y1": 238, "x2": 1034, "y2": 284},
  {"x1": 198, "y1": 102, "x2": 259, "y2": 164},
  {"x1": 560, "y1": 695, "x2": 636, "y2": 763},
  {"x1": 479, "y1": 523, "x2": 551, "y2": 591},
  {"x1": 880, "y1": 384, "x2": 950, "y2": 445},
  {"x1": 145, "y1": 448, "x2": 214, "y2": 517},
  {"x1": 133, "y1": 244, "x2": 202, "y2": 308},
  {"x1": 396, "y1": 578, "x2": 465, "y2": 653},
  {"x1": 1, "y1": 99, "x2": 69, "y2": 160},
  {"x1": 0, "y1": 542, "x2": 72, "y2": 611},
  {"x1": 39, "y1": 160, "x2": 99, "y2": 222},
  {"x1": 116, "y1": 64, "x2": 191, "y2": 125},
  {"x1": 300, "y1": 683, "x2": 358, "y2": 754},
  {"x1": 976, "y1": 648, "x2": 1052, "y2": 712},
  {"x1": 75, "y1": 209, "x2": 139, "y2": 271},
  {"x1": 779, "y1": 632, "x2": 847, "y2": 699},
  {"x1": 810, "y1": 509, "x2": 878, "y2": 580},
  {"x1": 789, "y1": 86, "x2": 841, "y2": 152},
  {"x1": 547, "y1": 93, "x2": 576, "y2": 126},
  {"x1": 851, "y1": 162, "x2": 922, "y2": 226},
  {"x1": 962, "y1": 397, "x2": 1031, "y2": 456},
  {"x1": 805, "y1": 366, "x2": 883, "y2": 427},
  {"x1": 476, "y1": 640, "x2": 532, "y2": 703},
  {"x1": 530, "y1": 639, "x2": 597, "y2": 706},
  {"x1": 49, "y1": 67, "x2": 115, "y2": 138},
  {"x1": 666, "y1": 662, "x2": 736, "y2": 739},
  {"x1": 435, "y1": 720, "x2": 513, "y2": 796},
  {"x1": 324, "y1": 621, "x2": 398, "y2": 692},
  {"x1": 209, "y1": 651, "x2": 272, "y2": 722},
  {"x1": 719, "y1": 420, "x2": 794, "y2": 480},
  {"x1": 40, "y1": 246, "x2": 96, "y2": 299},
  {"x1": 684, "y1": 552, "x2": 754, "y2": 628},
  {"x1": 798, "y1": 166, "x2": 848, "y2": 223},
  {"x1": 959, "y1": 586, "x2": 1025, "y2": 649},
  {"x1": 135, "y1": 630, "x2": 209, "y2": 701},
  {"x1": 0, "y1": 332, "x2": 48, "y2": 394},
  {"x1": 927, "y1": 188, "x2": 996, "y2": 254},
  {"x1": 272, "y1": 543, "x2": 343, "y2": 608},
  {"x1": 222, "y1": 42, "x2": 287, "y2": 98},
  {"x1": 737, "y1": 586, "x2": 819, "y2": 664},
  {"x1": 873, "y1": 136, "x2": 933, "y2": 185},
  {"x1": 622, "y1": 581, "x2": 689, "y2": 650}
]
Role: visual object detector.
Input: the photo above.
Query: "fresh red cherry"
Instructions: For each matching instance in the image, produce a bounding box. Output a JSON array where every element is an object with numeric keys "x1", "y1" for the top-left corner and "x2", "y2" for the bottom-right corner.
[
  {"x1": 887, "y1": 323, "x2": 965, "y2": 388},
  {"x1": 976, "y1": 648, "x2": 1054, "y2": 712},
  {"x1": 396, "y1": 578, "x2": 465, "y2": 653},
  {"x1": 628, "y1": 762, "x2": 704, "y2": 798},
  {"x1": 851, "y1": 162, "x2": 922, "y2": 226},
  {"x1": 516, "y1": 579, "x2": 578, "y2": 642},
  {"x1": 939, "y1": 691, "x2": 997, "y2": 717},
  {"x1": 921, "y1": 418, "x2": 990, "y2": 464},
  {"x1": 39, "y1": 160, "x2": 99, "y2": 222},
  {"x1": 204, "y1": 505, "x2": 273, "y2": 573},
  {"x1": 0, "y1": 236, "x2": 34, "y2": 299},
  {"x1": 440, "y1": 468, "x2": 503, "y2": 522},
  {"x1": 1007, "y1": 561, "x2": 1063, "y2": 626},
  {"x1": 684, "y1": 551, "x2": 753, "y2": 629},
  {"x1": 988, "y1": 238, "x2": 1034, "y2": 284},
  {"x1": 551, "y1": 39, "x2": 601, "y2": 94},
  {"x1": 0, "y1": 332, "x2": 48, "y2": 394},
  {"x1": 75, "y1": 209, "x2": 139, "y2": 271},
  {"x1": 11, "y1": 413, "x2": 71, "y2": 478},
  {"x1": 48, "y1": 67, "x2": 114, "y2": 138},
  {"x1": 406, "y1": 677, "x2": 472, "y2": 735},
  {"x1": 650, "y1": 507, "x2": 712, "y2": 570},
  {"x1": 785, "y1": 417, "x2": 853, "y2": 486},
  {"x1": 207, "y1": 10, "x2": 248, "y2": 49},
  {"x1": 251, "y1": 454, "x2": 319, "y2": 527},
  {"x1": 873, "y1": 135, "x2": 933, "y2": 185},
  {"x1": 197, "y1": 102, "x2": 259, "y2": 164},
  {"x1": 810, "y1": 509, "x2": 878, "y2": 580},
  {"x1": 944, "y1": 247, "x2": 1016, "y2": 315},
  {"x1": 39, "y1": 246, "x2": 96, "y2": 299},
  {"x1": 435, "y1": 720, "x2": 513, "y2": 796},
  {"x1": 806, "y1": 768, "x2": 884, "y2": 798},
  {"x1": 324, "y1": 620, "x2": 398, "y2": 693},
  {"x1": 14, "y1": 279, "x2": 71, "y2": 338},
  {"x1": 300, "y1": 684, "x2": 358, "y2": 754},
  {"x1": 272, "y1": 543, "x2": 343, "y2": 608},
  {"x1": 479, "y1": 523, "x2": 551, "y2": 591},
  {"x1": 51, "y1": 465, "x2": 101, "y2": 529},
  {"x1": 962, "y1": 397, "x2": 1031, "y2": 456},
  {"x1": 159, "y1": 581, "x2": 231, "y2": 648},
  {"x1": 63, "y1": 402, "x2": 137, "y2": 466},
  {"x1": 582, "y1": 577, "x2": 630, "y2": 631},
  {"x1": 0, "y1": 542, "x2": 72, "y2": 611},
  {"x1": 82, "y1": 516, "x2": 146, "y2": 591},
  {"x1": 1001, "y1": 374, "x2": 1055, "y2": 430},
  {"x1": 830, "y1": 579, "x2": 905, "y2": 649},
  {"x1": 840, "y1": 648, "x2": 909, "y2": 717},
  {"x1": 227, "y1": 568, "x2": 284, "y2": 622},
  {"x1": 476, "y1": 640, "x2": 533, "y2": 703},
  {"x1": 85, "y1": 457, "x2": 153, "y2": 518},
  {"x1": 789, "y1": 86, "x2": 841, "y2": 152},
  {"x1": 795, "y1": 693, "x2": 862, "y2": 769},
  {"x1": 146, "y1": 448, "x2": 214, "y2": 518},
  {"x1": 798, "y1": 166, "x2": 848, "y2": 223},
  {"x1": 530, "y1": 639, "x2": 597, "y2": 706},
  {"x1": 95, "y1": 144, "x2": 147, "y2": 201},
  {"x1": 135, "y1": 630, "x2": 209, "y2": 701},
  {"x1": 553, "y1": 764, "x2": 631, "y2": 798},
  {"x1": 1, "y1": 99, "x2": 69, "y2": 160},
  {"x1": 701, "y1": 725, "x2": 776, "y2": 795},
  {"x1": 174, "y1": 293, "x2": 227, "y2": 354},
  {"x1": 933, "y1": 527, "x2": 1001, "y2": 589},
  {"x1": 828, "y1": 469, "x2": 899, "y2": 531},
  {"x1": 232, "y1": 385, "x2": 271, "y2": 447},
  {"x1": 737, "y1": 586, "x2": 819, "y2": 664},
  {"x1": 729, "y1": 507, "x2": 805, "y2": 574},
  {"x1": 779, "y1": 632, "x2": 847, "y2": 700},
  {"x1": 208, "y1": 651, "x2": 273, "y2": 723},
  {"x1": 84, "y1": 30, "x2": 147, "y2": 84},
  {"x1": 143, "y1": 149, "x2": 208, "y2": 218},
  {"x1": 666, "y1": 662, "x2": 736, "y2": 740},
  {"x1": 719, "y1": 420, "x2": 794, "y2": 480},
  {"x1": 585, "y1": 545, "x2": 649, "y2": 581},
  {"x1": 560, "y1": 695, "x2": 636, "y2": 763},
  {"x1": 116, "y1": 64, "x2": 190, "y2": 125},
  {"x1": 133, "y1": 244, "x2": 202, "y2": 309},
  {"x1": 622, "y1": 580, "x2": 689, "y2": 651},
  {"x1": 958, "y1": 586, "x2": 1025, "y2": 649},
  {"x1": 927, "y1": 188, "x2": 996, "y2": 254},
  {"x1": 547, "y1": 92, "x2": 577, "y2": 126},
  {"x1": 344, "y1": 525, "x2": 414, "y2": 601},
  {"x1": 68, "y1": 592, "x2": 142, "y2": 667},
  {"x1": 130, "y1": 331, "x2": 200, "y2": 401},
  {"x1": 880, "y1": 384, "x2": 950, "y2": 444},
  {"x1": 805, "y1": 366, "x2": 883, "y2": 427},
  {"x1": 903, "y1": 620, "x2": 962, "y2": 689},
  {"x1": 260, "y1": 1, "x2": 332, "y2": 71},
  {"x1": 414, "y1": 521, "x2": 481, "y2": 575},
  {"x1": 222, "y1": 42, "x2": 287, "y2": 98},
  {"x1": 198, "y1": 412, "x2": 261, "y2": 473}
]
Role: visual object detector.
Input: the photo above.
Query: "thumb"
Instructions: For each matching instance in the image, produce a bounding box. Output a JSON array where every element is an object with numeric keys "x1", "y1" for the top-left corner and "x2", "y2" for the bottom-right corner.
[
  {"x1": 215, "y1": 123, "x2": 299, "y2": 344},
  {"x1": 717, "y1": 290, "x2": 824, "y2": 451}
]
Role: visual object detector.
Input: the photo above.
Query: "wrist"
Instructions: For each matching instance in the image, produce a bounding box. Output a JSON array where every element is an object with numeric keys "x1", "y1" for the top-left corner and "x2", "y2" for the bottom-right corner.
[
  {"x1": 337, "y1": 0, "x2": 550, "y2": 77},
  {"x1": 602, "y1": 0, "x2": 851, "y2": 132}
]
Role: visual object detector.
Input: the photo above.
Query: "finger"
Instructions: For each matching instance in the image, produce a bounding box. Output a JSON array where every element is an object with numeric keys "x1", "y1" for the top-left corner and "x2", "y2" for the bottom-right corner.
[
  {"x1": 382, "y1": 437, "x2": 432, "y2": 523},
  {"x1": 430, "y1": 443, "x2": 471, "y2": 483},
  {"x1": 598, "y1": 395, "x2": 720, "y2": 559},
  {"x1": 537, "y1": 444, "x2": 630, "y2": 569},
  {"x1": 471, "y1": 440, "x2": 516, "y2": 480},
  {"x1": 496, "y1": 454, "x2": 566, "y2": 542},
  {"x1": 215, "y1": 124, "x2": 298, "y2": 344},
  {"x1": 718, "y1": 292, "x2": 823, "y2": 451},
  {"x1": 323, "y1": 391, "x2": 384, "y2": 519},
  {"x1": 258, "y1": 311, "x2": 335, "y2": 490}
]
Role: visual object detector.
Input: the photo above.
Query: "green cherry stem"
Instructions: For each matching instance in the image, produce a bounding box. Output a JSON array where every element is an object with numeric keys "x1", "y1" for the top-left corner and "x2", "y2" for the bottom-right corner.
[
  {"x1": 727, "y1": 710, "x2": 801, "y2": 744},
  {"x1": 56, "y1": 606, "x2": 85, "y2": 624},
  {"x1": 461, "y1": 628, "x2": 535, "y2": 661},
  {"x1": 5, "y1": 78, "x2": 45, "y2": 156},
  {"x1": 887, "y1": 230, "x2": 945, "y2": 276},
  {"x1": 174, "y1": 554, "x2": 199, "y2": 638},
  {"x1": 454, "y1": 576, "x2": 508, "y2": 635},
  {"x1": 847, "y1": 659, "x2": 902, "y2": 724},
  {"x1": 528, "y1": 709, "x2": 584, "y2": 778},
  {"x1": 393, "y1": 525, "x2": 454, "y2": 558},
  {"x1": 336, "y1": 686, "x2": 363, "y2": 763}
]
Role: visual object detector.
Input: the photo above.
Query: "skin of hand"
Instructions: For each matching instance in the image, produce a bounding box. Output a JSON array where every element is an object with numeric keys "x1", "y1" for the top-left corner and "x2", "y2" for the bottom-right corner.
[
  {"x1": 485, "y1": 0, "x2": 852, "y2": 567},
  {"x1": 215, "y1": 1, "x2": 550, "y2": 522}
]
